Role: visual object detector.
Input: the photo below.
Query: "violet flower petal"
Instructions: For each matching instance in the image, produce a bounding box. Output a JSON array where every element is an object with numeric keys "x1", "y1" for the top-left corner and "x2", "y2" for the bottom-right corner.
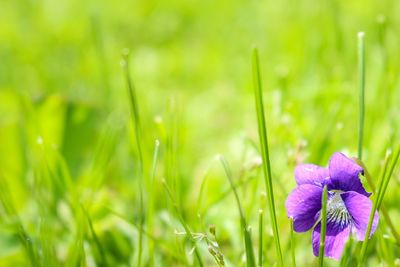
[
  {"x1": 342, "y1": 191, "x2": 379, "y2": 241},
  {"x1": 328, "y1": 152, "x2": 370, "y2": 197},
  {"x1": 312, "y1": 222, "x2": 351, "y2": 260},
  {"x1": 295, "y1": 164, "x2": 330, "y2": 187},
  {"x1": 285, "y1": 184, "x2": 323, "y2": 232}
]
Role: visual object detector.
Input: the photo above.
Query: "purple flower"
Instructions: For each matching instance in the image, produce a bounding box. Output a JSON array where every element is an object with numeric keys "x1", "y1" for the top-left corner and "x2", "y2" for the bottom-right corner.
[{"x1": 285, "y1": 152, "x2": 379, "y2": 260}]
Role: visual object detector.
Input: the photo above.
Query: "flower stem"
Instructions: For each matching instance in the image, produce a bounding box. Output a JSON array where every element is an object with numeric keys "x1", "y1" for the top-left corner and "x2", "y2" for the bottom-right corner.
[
  {"x1": 318, "y1": 185, "x2": 328, "y2": 267},
  {"x1": 252, "y1": 47, "x2": 284, "y2": 267},
  {"x1": 357, "y1": 32, "x2": 365, "y2": 160}
]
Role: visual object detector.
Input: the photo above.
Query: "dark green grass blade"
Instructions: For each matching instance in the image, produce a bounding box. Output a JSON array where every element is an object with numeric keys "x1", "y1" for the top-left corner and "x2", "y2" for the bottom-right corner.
[{"x1": 252, "y1": 47, "x2": 283, "y2": 266}]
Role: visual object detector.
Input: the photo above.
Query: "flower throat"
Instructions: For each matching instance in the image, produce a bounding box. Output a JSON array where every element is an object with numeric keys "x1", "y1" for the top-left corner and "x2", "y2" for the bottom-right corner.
[{"x1": 326, "y1": 191, "x2": 351, "y2": 227}]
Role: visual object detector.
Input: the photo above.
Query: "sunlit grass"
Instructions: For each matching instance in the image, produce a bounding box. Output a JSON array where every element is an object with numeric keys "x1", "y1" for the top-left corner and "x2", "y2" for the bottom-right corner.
[{"x1": 0, "y1": 0, "x2": 400, "y2": 266}]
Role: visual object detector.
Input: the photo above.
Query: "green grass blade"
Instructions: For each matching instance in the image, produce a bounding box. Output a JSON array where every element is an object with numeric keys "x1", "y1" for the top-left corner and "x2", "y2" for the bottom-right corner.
[
  {"x1": 376, "y1": 145, "x2": 400, "y2": 209},
  {"x1": 358, "y1": 146, "x2": 399, "y2": 266},
  {"x1": 356, "y1": 157, "x2": 400, "y2": 245},
  {"x1": 252, "y1": 47, "x2": 283, "y2": 266},
  {"x1": 121, "y1": 49, "x2": 145, "y2": 267},
  {"x1": 244, "y1": 227, "x2": 256, "y2": 267},
  {"x1": 357, "y1": 32, "x2": 365, "y2": 160},
  {"x1": 289, "y1": 218, "x2": 296, "y2": 267},
  {"x1": 318, "y1": 185, "x2": 328, "y2": 267},
  {"x1": 219, "y1": 156, "x2": 256, "y2": 267},
  {"x1": 258, "y1": 209, "x2": 263, "y2": 267}
]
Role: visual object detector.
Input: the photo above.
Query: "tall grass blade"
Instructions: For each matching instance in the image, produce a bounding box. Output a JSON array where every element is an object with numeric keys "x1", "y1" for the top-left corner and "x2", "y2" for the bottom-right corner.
[
  {"x1": 376, "y1": 145, "x2": 400, "y2": 209},
  {"x1": 356, "y1": 157, "x2": 400, "y2": 244},
  {"x1": 357, "y1": 32, "x2": 365, "y2": 160},
  {"x1": 121, "y1": 49, "x2": 145, "y2": 267},
  {"x1": 219, "y1": 155, "x2": 256, "y2": 267},
  {"x1": 357, "y1": 155, "x2": 389, "y2": 266},
  {"x1": 258, "y1": 209, "x2": 263, "y2": 267},
  {"x1": 358, "y1": 145, "x2": 400, "y2": 266},
  {"x1": 318, "y1": 185, "x2": 328, "y2": 267},
  {"x1": 252, "y1": 47, "x2": 283, "y2": 266}
]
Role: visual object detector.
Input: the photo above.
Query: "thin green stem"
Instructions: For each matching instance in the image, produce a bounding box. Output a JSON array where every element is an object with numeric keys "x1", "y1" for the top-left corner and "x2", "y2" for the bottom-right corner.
[
  {"x1": 219, "y1": 156, "x2": 256, "y2": 267},
  {"x1": 357, "y1": 32, "x2": 365, "y2": 160},
  {"x1": 258, "y1": 209, "x2": 263, "y2": 267},
  {"x1": 121, "y1": 49, "x2": 145, "y2": 267},
  {"x1": 318, "y1": 185, "x2": 328, "y2": 267},
  {"x1": 289, "y1": 218, "x2": 296, "y2": 267},
  {"x1": 252, "y1": 47, "x2": 283, "y2": 266}
]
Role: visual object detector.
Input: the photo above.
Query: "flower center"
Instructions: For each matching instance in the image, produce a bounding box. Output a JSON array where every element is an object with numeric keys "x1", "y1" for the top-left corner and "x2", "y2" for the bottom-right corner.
[{"x1": 326, "y1": 191, "x2": 351, "y2": 227}]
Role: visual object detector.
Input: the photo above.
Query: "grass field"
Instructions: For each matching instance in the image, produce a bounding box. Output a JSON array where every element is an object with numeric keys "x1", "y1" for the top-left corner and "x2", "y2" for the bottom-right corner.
[{"x1": 1, "y1": 0, "x2": 400, "y2": 266}]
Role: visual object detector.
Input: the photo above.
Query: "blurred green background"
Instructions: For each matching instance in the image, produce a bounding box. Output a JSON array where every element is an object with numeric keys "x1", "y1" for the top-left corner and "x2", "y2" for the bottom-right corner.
[{"x1": 0, "y1": 0, "x2": 399, "y2": 266}]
